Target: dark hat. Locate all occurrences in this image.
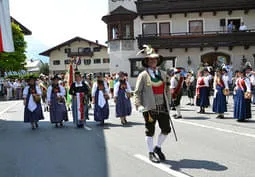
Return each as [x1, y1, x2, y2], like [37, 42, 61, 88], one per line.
[118, 71, 125, 77]
[95, 72, 103, 77]
[52, 75, 61, 80]
[75, 71, 81, 76]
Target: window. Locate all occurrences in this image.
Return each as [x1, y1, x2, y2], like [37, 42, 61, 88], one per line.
[142, 23, 157, 36]
[53, 60, 60, 65]
[159, 22, 170, 36]
[93, 47, 101, 52]
[123, 23, 131, 39]
[130, 59, 143, 77]
[64, 59, 70, 65]
[78, 47, 91, 53]
[189, 20, 203, 34]
[64, 48, 71, 53]
[84, 59, 91, 65]
[103, 58, 110, 63]
[94, 58, 101, 64]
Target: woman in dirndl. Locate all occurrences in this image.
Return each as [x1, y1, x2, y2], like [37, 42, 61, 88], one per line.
[92, 72, 110, 126]
[234, 69, 252, 122]
[114, 71, 132, 125]
[212, 68, 229, 118]
[23, 76, 44, 130]
[195, 69, 210, 113]
[47, 75, 68, 128]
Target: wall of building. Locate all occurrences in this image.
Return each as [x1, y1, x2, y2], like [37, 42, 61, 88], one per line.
[49, 40, 109, 75]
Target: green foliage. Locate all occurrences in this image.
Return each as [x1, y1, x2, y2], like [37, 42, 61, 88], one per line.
[39, 63, 49, 75]
[0, 22, 27, 72]
[5, 73, 39, 80]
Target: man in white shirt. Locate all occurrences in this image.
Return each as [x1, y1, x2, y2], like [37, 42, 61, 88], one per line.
[239, 22, 247, 31]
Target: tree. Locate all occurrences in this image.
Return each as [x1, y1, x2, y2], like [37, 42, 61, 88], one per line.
[39, 63, 49, 75]
[0, 22, 27, 73]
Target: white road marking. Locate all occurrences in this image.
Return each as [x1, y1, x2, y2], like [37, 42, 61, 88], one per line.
[0, 101, 20, 116]
[134, 154, 191, 177]
[84, 125, 92, 131]
[174, 119, 255, 139]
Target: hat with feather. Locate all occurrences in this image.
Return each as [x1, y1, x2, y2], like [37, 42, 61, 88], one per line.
[137, 45, 163, 67]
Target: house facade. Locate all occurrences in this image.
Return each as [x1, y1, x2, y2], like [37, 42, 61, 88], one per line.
[103, 0, 255, 87]
[40, 37, 110, 76]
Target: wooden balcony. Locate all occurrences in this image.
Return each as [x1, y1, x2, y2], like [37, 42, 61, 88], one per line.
[136, 0, 255, 16]
[67, 51, 93, 57]
[137, 30, 255, 50]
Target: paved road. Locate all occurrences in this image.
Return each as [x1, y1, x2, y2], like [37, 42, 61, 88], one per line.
[0, 96, 254, 177]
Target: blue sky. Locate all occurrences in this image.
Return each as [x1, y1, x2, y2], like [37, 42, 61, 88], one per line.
[9, 0, 108, 62]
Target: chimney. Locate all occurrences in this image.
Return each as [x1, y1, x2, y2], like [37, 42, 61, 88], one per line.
[95, 40, 98, 44]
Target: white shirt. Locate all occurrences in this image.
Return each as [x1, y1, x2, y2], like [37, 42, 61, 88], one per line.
[239, 25, 247, 31]
[23, 85, 42, 112]
[92, 81, 109, 108]
[148, 68, 159, 79]
[114, 80, 132, 97]
[47, 85, 66, 102]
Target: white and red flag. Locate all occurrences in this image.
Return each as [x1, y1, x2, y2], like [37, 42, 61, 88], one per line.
[0, 0, 14, 52]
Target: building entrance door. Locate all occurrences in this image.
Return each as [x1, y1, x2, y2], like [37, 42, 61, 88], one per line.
[201, 52, 230, 69]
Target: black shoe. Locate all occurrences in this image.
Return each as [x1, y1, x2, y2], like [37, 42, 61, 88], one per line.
[149, 152, 160, 163]
[154, 146, 166, 161]
[55, 123, 59, 128]
[171, 107, 176, 111]
[60, 122, 63, 127]
[35, 122, 39, 128]
[174, 115, 182, 119]
[186, 103, 191, 105]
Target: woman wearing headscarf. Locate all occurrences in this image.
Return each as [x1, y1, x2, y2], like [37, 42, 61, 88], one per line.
[23, 76, 44, 130]
[92, 72, 110, 126]
[114, 71, 132, 125]
[47, 75, 68, 128]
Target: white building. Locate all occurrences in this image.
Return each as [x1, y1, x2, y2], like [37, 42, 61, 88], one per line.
[102, 0, 255, 87]
[25, 59, 43, 73]
[40, 37, 110, 76]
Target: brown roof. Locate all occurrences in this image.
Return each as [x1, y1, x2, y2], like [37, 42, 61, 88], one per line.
[39, 36, 107, 56]
[136, 0, 255, 16]
[11, 17, 32, 35]
[102, 6, 137, 23]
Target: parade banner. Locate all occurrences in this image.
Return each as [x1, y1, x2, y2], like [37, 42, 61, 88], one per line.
[0, 0, 14, 52]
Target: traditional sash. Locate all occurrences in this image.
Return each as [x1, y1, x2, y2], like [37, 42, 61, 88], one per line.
[237, 79, 246, 91]
[76, 92, 85, 121]
[172, 77, 184, 96]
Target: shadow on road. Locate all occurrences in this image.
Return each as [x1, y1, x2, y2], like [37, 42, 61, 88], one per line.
[0, 119, 109, 177]
[182, 116, 210, 120]
[163, 159, 228, 172]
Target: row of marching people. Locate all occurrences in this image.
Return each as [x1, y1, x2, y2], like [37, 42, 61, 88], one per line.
[23, 71, 133, 130]
[194, 64, 253, 122]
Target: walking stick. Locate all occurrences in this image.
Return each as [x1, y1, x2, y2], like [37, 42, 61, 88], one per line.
[164, 92, 178, 142]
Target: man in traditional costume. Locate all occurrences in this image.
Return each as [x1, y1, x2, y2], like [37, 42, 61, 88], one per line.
[23, 76, 44, 130]
[234, 68, 252, 122]
[92, 72, 110, 126]
[185, 70, 195, 106]
[39, 75, 49, 112]
[134, 45, 171, 163]
[114, 71, 132, 125]
[47, 75, 68, 128]
[212, 68, 229, 118]
[167, 68, 186, 119]
[69, 71, 90, 128]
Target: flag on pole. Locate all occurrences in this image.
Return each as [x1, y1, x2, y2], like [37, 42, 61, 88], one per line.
[0, 0, 14, 52]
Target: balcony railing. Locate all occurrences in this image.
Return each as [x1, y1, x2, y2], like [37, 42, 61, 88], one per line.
[137, 29, 255, 49]
[67, 51, 93, 57]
